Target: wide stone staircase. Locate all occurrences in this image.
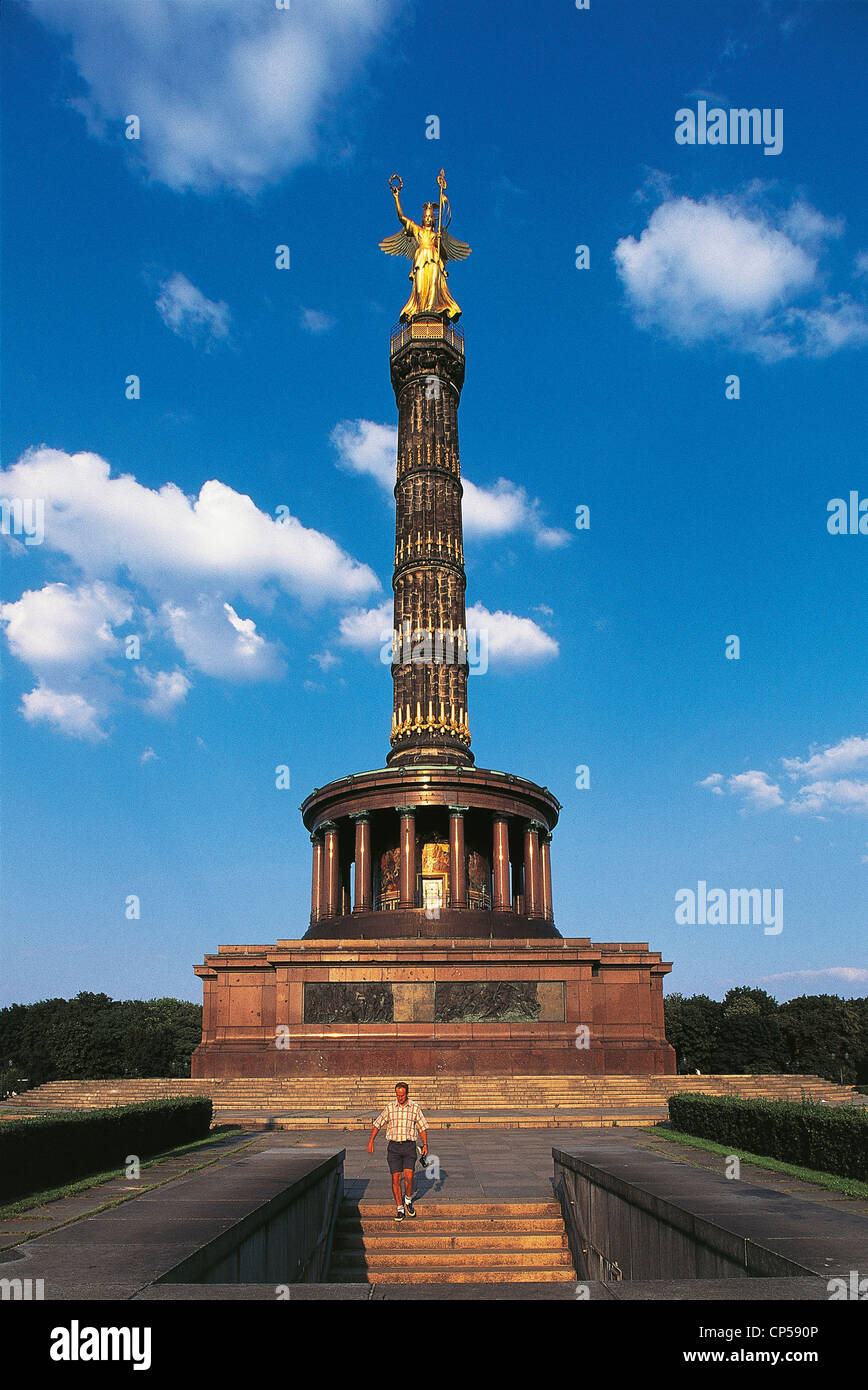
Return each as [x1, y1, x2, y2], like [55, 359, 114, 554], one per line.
[329, 1199, 575, 1284]
[6, 1074, 861, 1129]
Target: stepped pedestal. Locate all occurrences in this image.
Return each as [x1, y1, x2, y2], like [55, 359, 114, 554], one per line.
[191, 932, 674, 1078]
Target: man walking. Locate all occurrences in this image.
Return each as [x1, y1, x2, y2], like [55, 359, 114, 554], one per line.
[367, 1082, 429, 1221]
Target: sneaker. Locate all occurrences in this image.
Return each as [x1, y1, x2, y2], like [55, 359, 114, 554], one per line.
[404, 1198, 416, 1218]
[394, 1206, 405, 1221]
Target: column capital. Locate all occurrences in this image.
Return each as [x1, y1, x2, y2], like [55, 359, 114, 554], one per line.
[525, 819, 545, 834]
[348, 811, 370, 824]
[448, 804, 470, 816]
[319, 820, 337, 833]
[394, 804, 416, 817]
[310, 831, 321, 845]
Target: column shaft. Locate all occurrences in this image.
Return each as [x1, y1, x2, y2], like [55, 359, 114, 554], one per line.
[449, 808, 467, 908]
[323, 823, 339, 918]
[353, 816, 372, 913]
[541, 834, 554, 921]
[310, 835, 323, 925]
[492, 816, 510, 912]
[397, 807, 416, 909]
[524, 823, 542, 919]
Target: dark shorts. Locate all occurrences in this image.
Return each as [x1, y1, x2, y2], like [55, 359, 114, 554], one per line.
[386, 1140, 417, 1174]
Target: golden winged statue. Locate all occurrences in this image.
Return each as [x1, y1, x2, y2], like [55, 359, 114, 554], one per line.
[379, 170, 471, 321]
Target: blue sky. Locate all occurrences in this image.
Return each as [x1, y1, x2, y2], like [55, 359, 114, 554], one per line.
[1, 0, 866, 1008]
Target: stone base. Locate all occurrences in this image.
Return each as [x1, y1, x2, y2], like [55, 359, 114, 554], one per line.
[191, 1039, 675, 1078]
[305, 908, 559, 940]
[192, 934, 675, 1079]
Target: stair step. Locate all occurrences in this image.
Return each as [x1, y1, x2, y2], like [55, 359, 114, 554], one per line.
[332, 1269, 578, 1284]
[337, 1218, 566, 1235]
[328, 1197, 576, 1284]
[341, 1202, 561, 1218]
[13, 1074, 858, 1133]
[335, 1234, 568, 1252]
[332, 1250, 573, 1270]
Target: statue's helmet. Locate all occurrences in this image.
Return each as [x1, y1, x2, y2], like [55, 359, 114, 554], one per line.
[422, 202, 438, 222]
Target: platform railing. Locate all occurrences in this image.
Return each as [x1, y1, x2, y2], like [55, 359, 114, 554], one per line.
[390, 316, 464, 356]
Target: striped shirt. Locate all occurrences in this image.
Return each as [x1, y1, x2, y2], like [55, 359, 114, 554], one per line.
[372, 1099, 429, 1142]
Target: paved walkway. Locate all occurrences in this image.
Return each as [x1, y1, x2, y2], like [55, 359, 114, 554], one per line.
[256, 1126, 868, 1218]
[0, 1131, 255, 1252]
[2, 1125, 866, 1252]
[634, 1129, 868, 1219]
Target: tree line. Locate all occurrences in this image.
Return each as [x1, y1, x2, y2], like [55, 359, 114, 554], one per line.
[664, 988, 868, 1084]
[0, 993, 202, 1092]
[1, 988, 866, 1091]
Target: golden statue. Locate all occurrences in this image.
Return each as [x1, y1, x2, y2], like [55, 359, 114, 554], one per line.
[379, 170, 471, 321]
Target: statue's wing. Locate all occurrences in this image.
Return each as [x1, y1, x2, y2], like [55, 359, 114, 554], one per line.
[378, 229, 415, 259]
[440, 229, 472, 263]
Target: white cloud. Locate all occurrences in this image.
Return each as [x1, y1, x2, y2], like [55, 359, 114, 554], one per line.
[140, 747, 159, 764]
[156, 272, 230, 348]
[780, 199, 844, 249]
[462, 478, 527, 536]
[855, 251, 868, 277]
[311, 649, 340, 671]
[20, 686, 106, 741]
[301, 308, 334, 334]
[614, 193, 867, 360]
[615, 195, 814, 337]
[331, 420, 570, 548]
[331, 420, 395, 489]
[463, 479, 570, 548]
[780, 295, 868, 356]
[2, 581, 135, 741]
[760, 967, 868, 986]
[702, 732, 868, 820]
[138, 667, 191, 717]
[0, 446, 380, 739]
[0, 448, 377, 605]
[726, 770, 785, 811]
[782, 734, 868, 781]
[337, 599, 558, 668]
[465, 603, 558, 666]
[782, 735, 868, 817]
[27, 0, 397, 194]
[698, 769, 783, 810]
[536, 525, 572, 549]
[338, 600, 392, 652]
[163, 599, 283, 681]
[634, 167, 675, 205]
[789, 779, 868, 816]
[1, 582, 132, 672]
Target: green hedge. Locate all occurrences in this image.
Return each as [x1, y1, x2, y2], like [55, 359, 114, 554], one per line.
[667, 1093, 868, 1181]
[0, 1097, 212, 1202]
